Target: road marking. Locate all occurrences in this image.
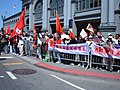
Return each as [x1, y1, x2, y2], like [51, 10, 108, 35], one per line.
[3, 62, 23, 66]
[50, 74, 86, 90]
[0, 76, 5, 78]
[0, 57, 13, 59]
[6, 71, 17, 80]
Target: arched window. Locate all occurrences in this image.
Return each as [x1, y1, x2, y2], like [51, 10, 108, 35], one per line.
[50, 0, 64, 17]
[34, 1, 43, 21]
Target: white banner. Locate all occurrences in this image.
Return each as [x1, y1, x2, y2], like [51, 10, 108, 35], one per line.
[91, 44, 120, 59]
[48, 43, 89, 55]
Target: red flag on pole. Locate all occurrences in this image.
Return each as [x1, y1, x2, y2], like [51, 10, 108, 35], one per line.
[9, 9, 25, 39]
[4, 29, 8, 35]
[56, 11, 63, 35]
[33, 24, 37, 40]
[33, 24, 37, 49]
[7, 25, 11, 34]
[69, 31, 76, 39]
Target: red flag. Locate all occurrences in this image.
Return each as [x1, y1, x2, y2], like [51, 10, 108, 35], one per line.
[33, 24, 37, 50]
[4, 29, 8, 35]
[69, 31, 76, 39]
[7, 25, 11, 34]
[56, 11, 63, 35]
[33, 24, 37, 40]
[10, 9, 25, 39]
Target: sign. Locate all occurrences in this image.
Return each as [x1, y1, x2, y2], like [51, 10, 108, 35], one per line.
[91, 44, 120, 59]
[48, 43, 89, 55]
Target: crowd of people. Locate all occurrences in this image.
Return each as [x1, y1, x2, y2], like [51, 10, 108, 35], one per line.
[0, 30, 120, 71]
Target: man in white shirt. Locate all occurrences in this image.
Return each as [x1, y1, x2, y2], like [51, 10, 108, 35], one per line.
[18, 37, 24, 56]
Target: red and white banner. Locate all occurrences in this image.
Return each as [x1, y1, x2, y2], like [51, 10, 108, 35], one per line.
[91, 44, 120, 59]
[48, 43, 89, 55]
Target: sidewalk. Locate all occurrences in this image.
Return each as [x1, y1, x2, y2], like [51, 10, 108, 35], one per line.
[14, 54, 120, 80]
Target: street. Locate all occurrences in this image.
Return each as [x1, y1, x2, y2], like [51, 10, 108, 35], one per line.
[0, 54, 120, 90]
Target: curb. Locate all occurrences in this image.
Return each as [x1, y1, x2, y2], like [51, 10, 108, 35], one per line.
[12, 54, 120, 80]
[35, 62, 120, 80]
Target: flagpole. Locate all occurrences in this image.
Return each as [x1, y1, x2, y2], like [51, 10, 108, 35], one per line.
[13, 4, 16, 15]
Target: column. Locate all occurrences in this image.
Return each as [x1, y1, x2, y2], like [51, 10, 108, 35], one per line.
[100, 0, 108, 26]
[47, 0, 52, 34]
[42, 0, 48, 32]
[67, 0, 72, 27]
[108, 0, 115, 26]
[29, 2, 33, 32]
[71, 0, 77, 36]
[63, 0, 68, 29]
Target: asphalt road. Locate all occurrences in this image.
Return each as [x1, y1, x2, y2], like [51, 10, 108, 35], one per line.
[0, 54, 120, 90]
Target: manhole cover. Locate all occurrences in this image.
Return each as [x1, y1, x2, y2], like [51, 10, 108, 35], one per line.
[12, 69, 37, 75]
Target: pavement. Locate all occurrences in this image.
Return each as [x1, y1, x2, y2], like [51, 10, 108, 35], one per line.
[2, 53, 120, 80]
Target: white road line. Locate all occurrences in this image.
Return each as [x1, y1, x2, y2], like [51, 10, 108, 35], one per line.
[50, 74, 86, 90]
[6, 71, 17, 80]
[0, 76, 5, 78]
[0, 57, 13, 59]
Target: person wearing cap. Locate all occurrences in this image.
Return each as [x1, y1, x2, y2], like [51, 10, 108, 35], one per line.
[86, 35, 95, 46]
[86, 35, 95, 69]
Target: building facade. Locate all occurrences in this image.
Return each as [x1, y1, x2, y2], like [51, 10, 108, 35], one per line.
[3, 12, 21, 32]
[4, 0, 120, 37]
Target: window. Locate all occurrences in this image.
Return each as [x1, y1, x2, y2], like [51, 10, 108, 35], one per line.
[94, 0, 98, 7]
[50, 0, 64, 17]
[98, 0, 101, 6]
[79, 1, 82, 10]
[76, 2, 79, 11]
[90, 0, 94, 8]
[86, 0, 90, 9]
[34, 1, 43, 20]
[82, 0, 85, 10]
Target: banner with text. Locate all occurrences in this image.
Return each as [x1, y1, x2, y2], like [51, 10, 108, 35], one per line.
[48, 43, 89, 55]
[91, 44, 120, 59]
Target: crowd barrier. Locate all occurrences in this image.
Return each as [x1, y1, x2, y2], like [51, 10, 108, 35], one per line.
[48, 43, 120, 71]
[26, 41, 120, 71]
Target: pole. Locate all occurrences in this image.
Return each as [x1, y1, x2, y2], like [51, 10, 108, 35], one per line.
[1, 15, 6, 34]
[13, 4, 16, 15]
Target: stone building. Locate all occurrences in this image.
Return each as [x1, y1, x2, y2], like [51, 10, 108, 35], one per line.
[3, 12, 21, 32]
[4, 0, 120, 37]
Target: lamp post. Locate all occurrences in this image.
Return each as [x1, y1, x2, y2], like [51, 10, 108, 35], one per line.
[13, 4, 16, 15]
[1, 15, 6, 34]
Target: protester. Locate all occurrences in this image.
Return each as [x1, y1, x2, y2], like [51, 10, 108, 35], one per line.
[77, 35, 86, 43]
[0, 34, 2, 55]
[53, 33, 62, 63]
[27, 34, 33, 56]
[105, 35, 114, 72]
[23, 33, 28, 55]
[41, 33, 47, 59]
[36, 34, 42, 59]
[18, 37, 24, 56]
